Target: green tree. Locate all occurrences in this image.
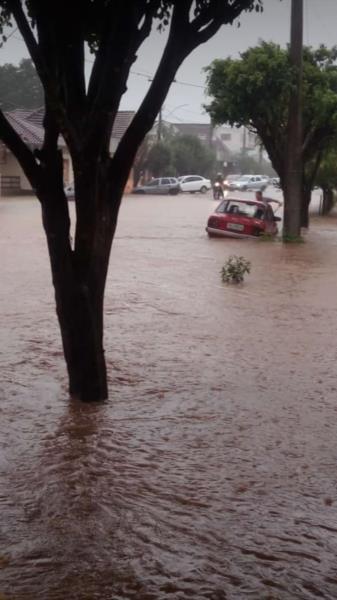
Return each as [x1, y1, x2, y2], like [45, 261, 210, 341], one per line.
[0, 0, 262, 402]
[205, 42, 337, 232]
[145, 141, 174, 177]
[0, 58, 43, 110]
[170, 134, 215, 177]
[232, 151, 276, 177]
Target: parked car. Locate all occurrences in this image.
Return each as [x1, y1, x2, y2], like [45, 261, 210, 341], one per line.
[178, 175, 211, 193]
[206, 197, 281, 239]
[227, 174, 268, 191]
[133, 177, 180, 195]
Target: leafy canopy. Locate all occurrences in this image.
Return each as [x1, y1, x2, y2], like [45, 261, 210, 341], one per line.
[205, 42, 337, 180]
[0, 58, 43, 110]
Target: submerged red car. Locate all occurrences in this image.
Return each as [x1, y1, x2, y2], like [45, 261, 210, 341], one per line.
[206, 197, 281, 238]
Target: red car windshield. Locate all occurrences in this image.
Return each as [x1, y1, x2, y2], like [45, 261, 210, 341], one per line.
[216, 200, 264, 219]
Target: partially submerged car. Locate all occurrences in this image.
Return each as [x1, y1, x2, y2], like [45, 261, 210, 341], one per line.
[133, 177, 180, 195]
[206, 197, 281, 238]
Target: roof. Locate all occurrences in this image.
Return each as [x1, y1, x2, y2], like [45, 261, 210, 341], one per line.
[111, 111, 135, 140]
[3, 108, 136, 150]
[171, 122, 213, 143]
[4, 111, 45, 147]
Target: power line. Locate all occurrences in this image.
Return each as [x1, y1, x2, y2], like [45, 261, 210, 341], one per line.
[4, 26, 18, 41]
[11, 34, 205, 90]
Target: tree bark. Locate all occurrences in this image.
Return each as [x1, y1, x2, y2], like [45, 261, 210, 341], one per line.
[300, 187, 311, 229]
[284, 0, 303, 239]
[39, 156, 117, 402]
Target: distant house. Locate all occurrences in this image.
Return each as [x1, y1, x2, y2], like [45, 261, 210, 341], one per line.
[0, 108, 135, 195]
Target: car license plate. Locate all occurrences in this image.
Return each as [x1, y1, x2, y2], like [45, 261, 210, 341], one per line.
[227, 223, 244, 231]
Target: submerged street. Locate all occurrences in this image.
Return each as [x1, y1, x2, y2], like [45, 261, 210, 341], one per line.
[1, 192, 337, 599]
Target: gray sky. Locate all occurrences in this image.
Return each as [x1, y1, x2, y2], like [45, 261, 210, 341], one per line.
[1, 0, 337, 123]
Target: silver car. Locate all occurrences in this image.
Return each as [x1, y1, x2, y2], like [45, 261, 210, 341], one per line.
[228, 174, 268, 191]
[133, 177, 180, 195]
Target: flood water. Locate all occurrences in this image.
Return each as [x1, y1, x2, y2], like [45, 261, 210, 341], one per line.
[1, 192, 337, 599]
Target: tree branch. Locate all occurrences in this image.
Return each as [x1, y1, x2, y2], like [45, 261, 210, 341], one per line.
[190, 0, 256, 45]
[10, 0, 49, 89]
[108, 2, 195, 195]
[85, 1, 163, 155]
[0, 109, 40, 188]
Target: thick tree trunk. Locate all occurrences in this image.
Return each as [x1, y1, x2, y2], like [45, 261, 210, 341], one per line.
[56, 279, 108, 402]
[283, 182, 302, 238]
[40, 162, 117, 402]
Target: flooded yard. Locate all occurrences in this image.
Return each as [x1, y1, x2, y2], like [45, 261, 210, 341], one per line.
[1, 192, 337, 599]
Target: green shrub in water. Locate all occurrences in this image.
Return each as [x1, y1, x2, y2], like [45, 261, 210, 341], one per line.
[221, 255, 251, 284]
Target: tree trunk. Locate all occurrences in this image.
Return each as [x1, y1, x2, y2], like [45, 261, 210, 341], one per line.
[55, 277, 108, 402]
[300, 187, 311, 228]
[322, 188, 334, 215]
[40, 162, 117, 402]
[283, 181, 302, 237]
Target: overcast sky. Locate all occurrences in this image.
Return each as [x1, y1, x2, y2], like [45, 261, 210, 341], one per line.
[1, 0, 336, 123]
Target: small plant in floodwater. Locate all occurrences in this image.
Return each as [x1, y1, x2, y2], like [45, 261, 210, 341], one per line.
[221, 255, 251, 284]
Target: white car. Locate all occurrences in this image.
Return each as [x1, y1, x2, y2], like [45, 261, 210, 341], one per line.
[228, 174, 268, 192]
[178, 175, 211, 193]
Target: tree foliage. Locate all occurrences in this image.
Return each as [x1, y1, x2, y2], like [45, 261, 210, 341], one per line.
[315, 145, 337, 190]
[232, 151, 276, 177]
[171, 134, 215, 176]
[145, 141, 173, 176]
[0, 58, 43, 110]
[140, 134, 215, 177]
[205, 42, 337, 190]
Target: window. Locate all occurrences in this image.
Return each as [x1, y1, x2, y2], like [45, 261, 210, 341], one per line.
[147, 179, 159, 186]
[161, 178, 170, 185]
[225, 201, 257, 217]
[215, 200, 228, 214]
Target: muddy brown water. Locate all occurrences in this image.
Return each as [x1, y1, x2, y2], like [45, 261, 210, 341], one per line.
[1, 193, 337, 600]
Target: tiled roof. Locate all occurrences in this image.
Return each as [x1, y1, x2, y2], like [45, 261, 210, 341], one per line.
[25, 107, 45, 127]
[111, 111, 135, 140]
[5, 111, 44, 147]
[171, 122, 212, 138]
[4, 108, 135, 149]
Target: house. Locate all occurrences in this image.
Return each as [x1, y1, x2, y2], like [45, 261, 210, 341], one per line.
[0, 108, 135, 195]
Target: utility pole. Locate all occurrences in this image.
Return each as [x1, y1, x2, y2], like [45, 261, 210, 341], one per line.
[283, 0, 303, 239]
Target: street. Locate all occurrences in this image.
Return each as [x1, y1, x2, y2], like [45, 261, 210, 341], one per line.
[1, 191, 337, 599]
